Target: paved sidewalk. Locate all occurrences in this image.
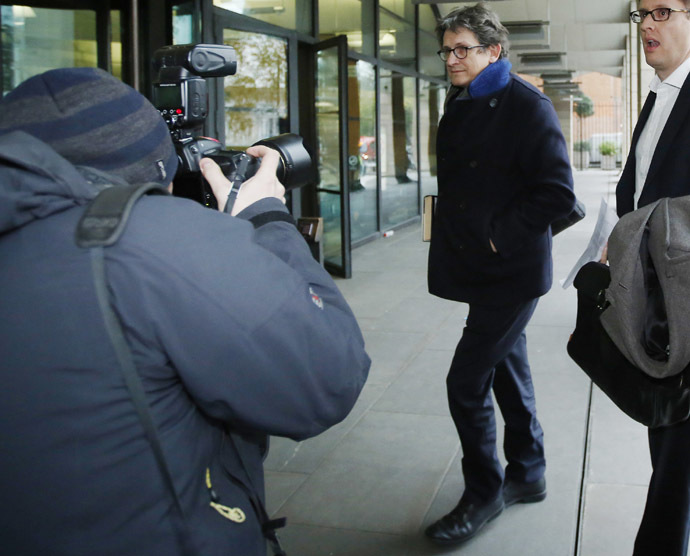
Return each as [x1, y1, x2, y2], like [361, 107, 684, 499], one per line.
[265, 169, 661, 556]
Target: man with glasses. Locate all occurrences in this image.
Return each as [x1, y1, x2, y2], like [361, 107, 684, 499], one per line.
[616, 1, 690, 554]
[424, 3, 575, 547]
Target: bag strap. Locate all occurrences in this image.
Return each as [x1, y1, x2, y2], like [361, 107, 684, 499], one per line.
[90, 245, 197, 555]
[80, 183, 196, 554]
[79, 184, 287, 556]
[224, 433, 288, 556]
[76, 183, 168, 248]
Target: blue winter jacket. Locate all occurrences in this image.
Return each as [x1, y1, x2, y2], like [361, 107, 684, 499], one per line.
[0, 131, 370, 555]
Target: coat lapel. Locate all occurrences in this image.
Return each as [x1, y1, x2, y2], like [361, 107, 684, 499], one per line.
[645, 73, 690, 187]
[632, 92, 656, 151]
[617, 93, 656, 215]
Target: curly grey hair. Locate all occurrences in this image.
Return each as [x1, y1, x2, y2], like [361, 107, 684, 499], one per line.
[436, 2, 510, 59]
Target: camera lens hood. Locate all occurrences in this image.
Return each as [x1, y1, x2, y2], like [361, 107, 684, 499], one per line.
[253, 133, 314, 191]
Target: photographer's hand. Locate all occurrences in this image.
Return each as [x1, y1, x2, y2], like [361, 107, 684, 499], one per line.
[200, 146, 286, 216]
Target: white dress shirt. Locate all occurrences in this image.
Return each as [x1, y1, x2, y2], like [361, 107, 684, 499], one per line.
[635, 56, 690, 208]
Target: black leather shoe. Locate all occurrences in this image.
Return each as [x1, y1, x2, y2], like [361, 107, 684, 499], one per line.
[424, 495, 504, 546]
[503, 477, 547, 508]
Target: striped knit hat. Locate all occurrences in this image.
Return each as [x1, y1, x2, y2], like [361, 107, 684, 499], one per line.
[0, 67, 177, 187]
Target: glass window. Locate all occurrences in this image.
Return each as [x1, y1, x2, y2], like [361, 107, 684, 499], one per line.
[315, 45, 343, 266]
[419, 5, 444, 78]
[110, 10, 122, 80]
[214, 0, 312, 35]
[318, 0, 374, 57]
[419, 81, 444, 198]
[2, 5, 97, 92]
[172, 2, 200, 45]
[380, 69, 418, 228]
[379, 0, 415, 70]
[349, 59, 377, 243]
[221, 28, 288, 149]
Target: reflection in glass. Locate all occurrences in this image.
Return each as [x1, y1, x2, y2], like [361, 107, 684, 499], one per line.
[379, 1, 415, 70]
[380, 70, 418, 228]
[419, 81, 444, 198]
[315, 48, 340, 193]
[172, 2, 199, 45]
[110, 11, 122, 80]
[319, 190, 343, 264]
[2, 6, 97, 92]
[419, 5, 445, 79]
[221, 29, 288, 148]
[213, 0, 311, 34]
[315, 46, 343, 267]
[348, 60, 378, 243]
[318, 0, 373, 56]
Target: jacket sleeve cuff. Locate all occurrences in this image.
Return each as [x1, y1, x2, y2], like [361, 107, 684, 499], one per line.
[234, 197, 291, 222]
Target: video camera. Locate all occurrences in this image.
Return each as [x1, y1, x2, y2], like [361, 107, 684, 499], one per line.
[152, 43, 313, 209]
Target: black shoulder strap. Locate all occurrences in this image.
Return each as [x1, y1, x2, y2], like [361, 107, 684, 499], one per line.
[90, 245, 197, 555]
[78, 183, 196, 554]
[78, 184, 287, 556]
[75, 183, 168, 248]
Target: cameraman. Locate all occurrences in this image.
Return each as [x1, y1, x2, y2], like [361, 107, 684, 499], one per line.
[0, 67, 370, 556]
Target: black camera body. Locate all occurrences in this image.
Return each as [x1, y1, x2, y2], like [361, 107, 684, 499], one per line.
[152, 44, 313, 208]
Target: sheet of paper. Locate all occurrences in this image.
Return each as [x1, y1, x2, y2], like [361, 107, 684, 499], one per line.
[560, 198, 619, 289]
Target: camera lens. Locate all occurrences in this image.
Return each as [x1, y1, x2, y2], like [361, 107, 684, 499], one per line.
[253, 134, 315, 191]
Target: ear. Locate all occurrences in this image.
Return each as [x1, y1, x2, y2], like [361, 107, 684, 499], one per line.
[487, 43, 502, 63]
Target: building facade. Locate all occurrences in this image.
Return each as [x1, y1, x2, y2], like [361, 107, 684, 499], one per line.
[1, 0, 448, 277]
[1, 1, 656, 277]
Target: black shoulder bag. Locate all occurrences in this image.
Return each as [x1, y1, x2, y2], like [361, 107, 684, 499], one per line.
[567, 261, 690, 428]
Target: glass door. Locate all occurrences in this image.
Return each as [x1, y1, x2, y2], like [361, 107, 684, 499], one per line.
[217, 27, 289, 149]
[313, 35, 351, 278]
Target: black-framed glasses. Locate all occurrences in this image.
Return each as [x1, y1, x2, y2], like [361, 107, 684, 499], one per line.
[437, 44, 486, 61]
[630, 7, 690, 23]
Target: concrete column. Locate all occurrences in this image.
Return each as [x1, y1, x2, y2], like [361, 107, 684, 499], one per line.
[625, 0, 655, 155]
[543, 85, 574, 166]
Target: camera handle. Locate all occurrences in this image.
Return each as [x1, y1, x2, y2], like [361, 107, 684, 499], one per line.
[223, 153, 252, 214]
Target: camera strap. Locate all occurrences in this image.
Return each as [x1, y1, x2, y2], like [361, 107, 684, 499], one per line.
[223, 153, 252, 215]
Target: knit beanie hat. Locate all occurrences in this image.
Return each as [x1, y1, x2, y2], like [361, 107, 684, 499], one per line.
[0, 67, 177, 187]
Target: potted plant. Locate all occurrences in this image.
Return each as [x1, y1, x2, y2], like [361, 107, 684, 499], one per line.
[574, 140, 591, 170]
[599, 141, 618, 170]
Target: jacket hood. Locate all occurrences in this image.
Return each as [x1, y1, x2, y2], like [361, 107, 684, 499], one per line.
[0, 131, 106, 235]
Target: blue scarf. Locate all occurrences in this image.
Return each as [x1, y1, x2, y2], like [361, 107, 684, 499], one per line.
[466, 58, 512, 99]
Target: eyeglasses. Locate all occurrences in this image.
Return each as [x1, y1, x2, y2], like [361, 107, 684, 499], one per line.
[437, 44, 486, 62]
[630, 7, 690, 23]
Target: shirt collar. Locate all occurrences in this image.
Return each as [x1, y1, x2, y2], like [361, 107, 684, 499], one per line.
[650, 55, 690, 93]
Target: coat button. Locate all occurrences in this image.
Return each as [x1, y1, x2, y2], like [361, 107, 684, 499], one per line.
[469, 160, 478, 168]
[489, 98, 498, 108]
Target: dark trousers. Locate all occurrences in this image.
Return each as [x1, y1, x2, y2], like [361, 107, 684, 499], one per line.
[633, 418, 690, 556]
[447, 298, 545, 503]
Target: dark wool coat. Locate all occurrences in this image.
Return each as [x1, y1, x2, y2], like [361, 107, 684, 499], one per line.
[0, 132, 370, 556]
[428, 59, 575, 306]
[616, 72, 690, 216]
